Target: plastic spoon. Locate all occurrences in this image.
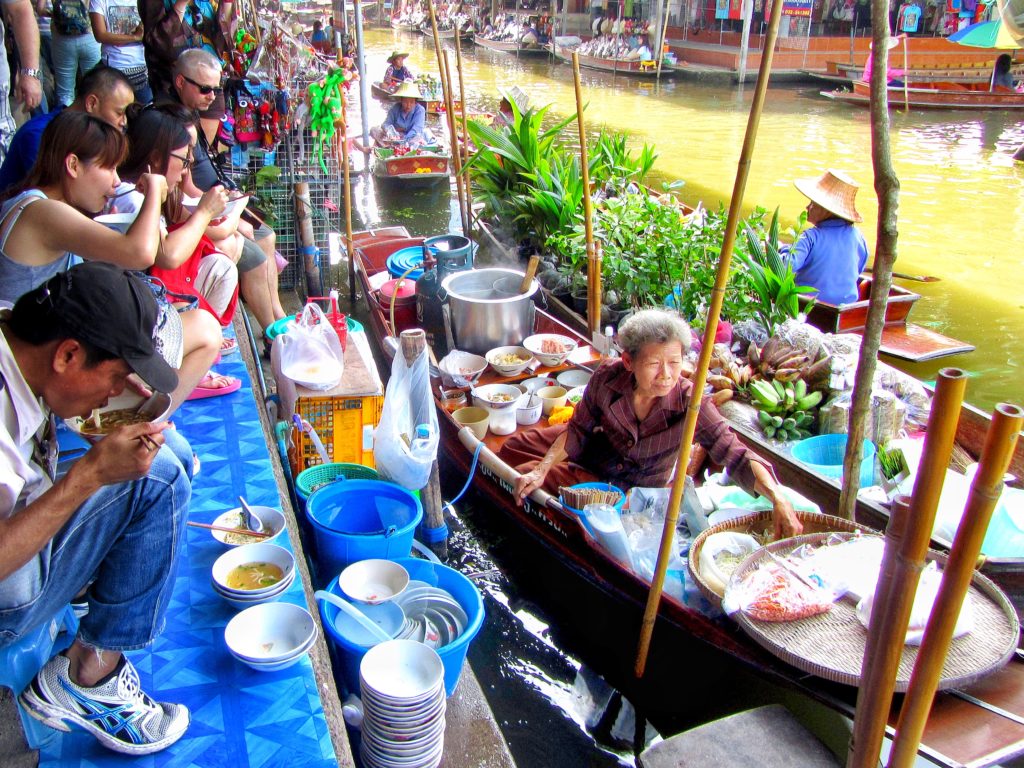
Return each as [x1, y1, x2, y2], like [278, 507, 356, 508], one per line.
[314, 590, 392, 643]
[238, 496, 263, 533]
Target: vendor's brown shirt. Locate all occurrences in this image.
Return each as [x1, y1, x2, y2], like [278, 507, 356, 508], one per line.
[564, 359, 769, 492]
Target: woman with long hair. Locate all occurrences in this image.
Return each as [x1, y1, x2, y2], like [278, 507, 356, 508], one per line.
[0, 110, 222, 412]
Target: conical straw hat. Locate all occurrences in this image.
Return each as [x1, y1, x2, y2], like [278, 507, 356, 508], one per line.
[391, 81, 423, 100]
[794, 169, 863, 223]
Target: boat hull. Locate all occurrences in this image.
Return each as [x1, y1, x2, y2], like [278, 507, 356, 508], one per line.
[823, 80, 1024, 110]
[552, 43, 666, 77]
[474, 36, 549, 55]
[371, 150, 451, 186]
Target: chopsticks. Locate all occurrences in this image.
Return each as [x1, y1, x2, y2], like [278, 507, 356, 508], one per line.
[186, 521, 270, 538]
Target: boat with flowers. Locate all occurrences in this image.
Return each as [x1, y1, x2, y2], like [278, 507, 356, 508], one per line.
[345, 225, 1024, 766]
[370, 145, 451, 186]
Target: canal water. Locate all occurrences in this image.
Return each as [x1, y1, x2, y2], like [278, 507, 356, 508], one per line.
[353, 26, 1023, 414]
[336, 28, 1023, 765]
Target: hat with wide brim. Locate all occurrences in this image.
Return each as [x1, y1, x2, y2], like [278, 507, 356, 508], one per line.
[387, 50, 411, 64]
[794, 169, 863, 223]
[391, 81, 422, 100]
[498, 86, 529, 112]
[868, 36, 902, 50]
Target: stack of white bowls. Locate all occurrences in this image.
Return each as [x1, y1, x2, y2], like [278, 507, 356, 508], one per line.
[224, 602, 317, 672]
[211, 542, 296, 610]
[359, 640, 446, 768]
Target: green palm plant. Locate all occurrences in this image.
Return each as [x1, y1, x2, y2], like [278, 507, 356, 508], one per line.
[737, 208, 817, 335]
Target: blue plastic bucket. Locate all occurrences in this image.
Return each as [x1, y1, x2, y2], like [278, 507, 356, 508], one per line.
[305, 480, 423, 582]
[424, 234, 474, 282]
[560, 482, 626, 534]
[320, 557, 484, 697]
[791, 434, 876, 488]
[385, 246, 428, 281]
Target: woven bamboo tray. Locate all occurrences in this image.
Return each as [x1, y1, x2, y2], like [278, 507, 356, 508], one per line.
[728, 532, 1020, 691]
[687, 510, 874, 609]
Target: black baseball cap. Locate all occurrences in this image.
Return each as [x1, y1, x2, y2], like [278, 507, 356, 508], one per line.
[22, 263, 179, 394]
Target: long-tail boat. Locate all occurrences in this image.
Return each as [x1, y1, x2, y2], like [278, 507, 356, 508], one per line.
[346, 225, 1024, 767]
[822, 80, 1024, 110]
[552, 42, 666, 77]
[474, 35, 550, 56]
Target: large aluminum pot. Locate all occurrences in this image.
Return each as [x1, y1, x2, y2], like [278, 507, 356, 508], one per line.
[442, 268, 539, 354]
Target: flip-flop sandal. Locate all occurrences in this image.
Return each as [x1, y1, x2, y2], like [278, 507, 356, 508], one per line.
[186, 373, 242, 401]
[221, 337, 239, 355]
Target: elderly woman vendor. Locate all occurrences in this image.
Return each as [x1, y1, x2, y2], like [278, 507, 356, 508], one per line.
[501, 309, 803, 539]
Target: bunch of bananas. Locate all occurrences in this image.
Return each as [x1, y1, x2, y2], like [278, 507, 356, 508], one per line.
[747, 338, 831, 389]
[749, 378, 823, 441]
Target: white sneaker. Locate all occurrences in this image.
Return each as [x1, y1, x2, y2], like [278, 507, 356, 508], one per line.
[20, 654, 189, 755]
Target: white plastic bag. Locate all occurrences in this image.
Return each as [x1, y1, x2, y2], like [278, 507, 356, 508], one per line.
[279, 303, 344, 390]
[373, 344, 439, 490]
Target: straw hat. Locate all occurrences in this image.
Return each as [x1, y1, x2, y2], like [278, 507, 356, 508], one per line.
[387, 50, 410, 64]
[794, 169, 863, 223]
[499, 86, 529, 112]
[868, 36, 902, 50]
[392, 81, 422, 100]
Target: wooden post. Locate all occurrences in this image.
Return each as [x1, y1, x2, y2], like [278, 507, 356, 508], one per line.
[571, 52, 599, 338]
[634, 0, 786, 678]
[400, 329, 447, 561]
[844, 370, 967, 768]
[656, 0, 671, 80]
[294, 181, 322, 297]
[453, 30, 474, 237]
[340, 68, 356, 305]
[886, 402, 1024, 768]
[442, 49, 470, 235]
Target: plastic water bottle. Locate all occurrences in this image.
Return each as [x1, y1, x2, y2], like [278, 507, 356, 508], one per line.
[410, 424, 432, 454]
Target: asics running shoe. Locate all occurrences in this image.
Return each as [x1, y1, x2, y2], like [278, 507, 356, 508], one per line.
[19, 654, 189, 755]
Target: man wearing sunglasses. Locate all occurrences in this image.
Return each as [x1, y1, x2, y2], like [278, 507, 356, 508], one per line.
[165, 49, 286, 346]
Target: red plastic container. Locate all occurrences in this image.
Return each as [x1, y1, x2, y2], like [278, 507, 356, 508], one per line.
[305, 296, 348, 352]
[378, 277, 417, 332]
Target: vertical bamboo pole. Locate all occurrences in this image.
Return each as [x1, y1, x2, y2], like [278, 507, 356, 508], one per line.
[294, 181, 322, 297]
[571, 52, 600, 337]
[427, 0, 468, 232]
[902, 36, 910, 112]
[886, 402, 1024, 768]
[656, 0, 671, 79]
[844, 370, 967, 768]
[442, 50, 469, 234]
[339, 62, 356, 304]
[634, 0, 786, 678]
[453, 30, 474, 237]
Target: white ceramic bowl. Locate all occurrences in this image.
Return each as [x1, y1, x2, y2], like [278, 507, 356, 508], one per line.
[211, 542, 295, 597]
[519, 375, 560, 393]
[452, 406, 489, 440]
[209, 506, 286, 546]
[523, 333, 577, 367]
[217, 571, 296, 609]
[485, 345, 534, 377]
[536, 385, 568, 416]
[556, 369, 592, 389]
[565, 385, 587, 407]
[94, 213, 136, 234]
[224, 602, 316, 666]
[471, 383, 524, 410]
[65, 391, 172, 444]
[516, 395, 543, 425]
[339, 559, 410, 605]
[360, 639, 445, 701]
[438, 350, 487, 388]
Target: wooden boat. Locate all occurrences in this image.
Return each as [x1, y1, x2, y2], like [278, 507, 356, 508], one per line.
[390, 18, 422, 32]
[349, 226, 1024, 766]
[370, 81, 445, 115]
[822, 80, 1024, 110]
[417, 23, 473, 41]
[800, 279, 975, 363]
[802, 60, 1024, 86]
[552, 42, 666, 77]
[370, 146, 451, 186]
[474, 35, 550, 56]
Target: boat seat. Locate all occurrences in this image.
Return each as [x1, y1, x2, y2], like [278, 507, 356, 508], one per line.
[638, 705, 841, 768]
[0, 603, 79, 749]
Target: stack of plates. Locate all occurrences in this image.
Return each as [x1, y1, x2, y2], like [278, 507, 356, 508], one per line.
[360, 640, 446, 768]
[393, 582, 469, 650]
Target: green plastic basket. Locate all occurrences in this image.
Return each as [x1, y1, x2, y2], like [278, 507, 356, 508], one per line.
[295, 462, 379, 501]
[265, 315, 364, 341]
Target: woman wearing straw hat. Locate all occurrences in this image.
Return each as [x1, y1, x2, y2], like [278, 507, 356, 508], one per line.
[383, 50, 413, 90]
[788, 169, 869, 306]
[363, 80, 430, 152]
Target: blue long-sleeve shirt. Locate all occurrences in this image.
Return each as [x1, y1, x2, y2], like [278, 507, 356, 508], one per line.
[383, 102, 427, 145]
[787, 218, 869, 305]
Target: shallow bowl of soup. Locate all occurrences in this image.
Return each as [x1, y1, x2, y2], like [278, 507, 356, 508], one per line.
[209, 506, 286, 546]
[224, 602, 317, 667]
[212, 542, 296, 598]
[65, 391, 172, 444]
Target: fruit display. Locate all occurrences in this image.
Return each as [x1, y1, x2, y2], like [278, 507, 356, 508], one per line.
[749, 378, 823, 442]
[747, 337, 832, 391]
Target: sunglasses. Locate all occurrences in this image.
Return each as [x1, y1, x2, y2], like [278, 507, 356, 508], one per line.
[181, 74, 222, 95]
[170, 151, 193, 169]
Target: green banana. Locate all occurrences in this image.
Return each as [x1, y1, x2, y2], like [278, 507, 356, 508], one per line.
[795, 412, 814, 427]
[771, 379, 786, 400]
[784, 386, 796, 411]
[782, 417, 796, 430]
[750, 381, 780, 408]
[764, 425, 776, 439]
[772, 415, 783, 428]
[796, 391, 824, 410]
[794, 379, 807, 400]
[758, 410, 773, 428]
[776, 428, 790, 442]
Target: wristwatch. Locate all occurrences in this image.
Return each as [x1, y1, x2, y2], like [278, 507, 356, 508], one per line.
[19, 68, 41, 79]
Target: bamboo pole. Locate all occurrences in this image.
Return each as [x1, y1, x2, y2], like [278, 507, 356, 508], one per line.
[844, 370, 967, 768]
[294, 181, 322, 297]
[442, 49, 469, 234]
[902, 35, 910, 112]
[836, 3, 902, 521]
[571, 52, 600, 337]
[656, 0, 671, 80]
[886, 402, 1024, 768]
[633, 0, 785, 678]
[339, 64, 356, 305]
[453, 30, 474, 238]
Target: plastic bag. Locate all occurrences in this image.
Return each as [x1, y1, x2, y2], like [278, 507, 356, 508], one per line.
[723, 561, 835, 622]
[373, 344, 439, 490]
[279, 303, 344, 390]
[856, 561, 973, 645]
[698, 531, 761, 596]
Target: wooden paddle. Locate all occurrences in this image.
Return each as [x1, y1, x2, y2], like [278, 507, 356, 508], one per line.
[865, 267, 940, 282]
[520, 255, 540, 294]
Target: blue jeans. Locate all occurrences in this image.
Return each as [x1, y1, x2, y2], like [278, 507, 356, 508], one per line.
[50, 31, 101, 107]
[0, 429, 193, 652]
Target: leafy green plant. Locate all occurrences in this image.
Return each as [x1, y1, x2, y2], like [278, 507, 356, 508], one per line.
[240, 164, 282, 227]
[588, 130, 657, 191]
[737, 207, 817, 335]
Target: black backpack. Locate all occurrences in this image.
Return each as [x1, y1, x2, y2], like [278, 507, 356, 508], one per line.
[53, 0, 92, 35]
